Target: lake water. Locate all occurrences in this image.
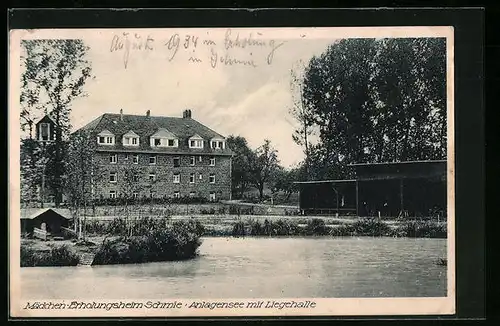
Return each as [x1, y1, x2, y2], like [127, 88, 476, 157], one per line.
[20, 237, 447, 299]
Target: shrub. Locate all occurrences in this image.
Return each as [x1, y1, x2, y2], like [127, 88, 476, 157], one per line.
[21, 243, 80, 267]
[85, 220, 106, 235]
[272, 219, 300, 236]
[398, 220, 447, 238]
[20, 244, 39, 267]
[47, 245, 81, 266]
[106, 217, 128, 236]
[232, 221, 246, 237]
[329, 224, 355, 236]
[92, 220, 203, 265]
[304, 218, 328, 236]
[351, 218, 392, 236]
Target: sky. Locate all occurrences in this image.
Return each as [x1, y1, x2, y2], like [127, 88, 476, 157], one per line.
[52, 28, 336, 168]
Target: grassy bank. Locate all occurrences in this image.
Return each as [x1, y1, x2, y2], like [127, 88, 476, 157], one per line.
[83, 216, 446, 239]
[21, 242, 80, 267]
[226, 218, 446, 238]
[21, 220, 204, 267]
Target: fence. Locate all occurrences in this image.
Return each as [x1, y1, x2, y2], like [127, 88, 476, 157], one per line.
[33, 227, 47, 240]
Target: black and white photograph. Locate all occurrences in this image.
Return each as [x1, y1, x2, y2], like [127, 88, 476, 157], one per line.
[9, 26, 455, 317]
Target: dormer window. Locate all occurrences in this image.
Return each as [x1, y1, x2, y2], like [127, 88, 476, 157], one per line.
[97, 130, 115, 145]
[210, 137, 226, 150]
[189, 134, 204, 149]
[150, 128, 178, 148]
[122, 130, 139, 147]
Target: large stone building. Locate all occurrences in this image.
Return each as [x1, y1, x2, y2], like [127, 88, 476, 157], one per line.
[76, 109, 233, 201]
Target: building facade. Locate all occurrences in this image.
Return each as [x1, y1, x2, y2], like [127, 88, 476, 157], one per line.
[77, 109, 233, 201]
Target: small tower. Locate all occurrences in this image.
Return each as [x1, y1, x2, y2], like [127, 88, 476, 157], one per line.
[35, 114, 57, 143]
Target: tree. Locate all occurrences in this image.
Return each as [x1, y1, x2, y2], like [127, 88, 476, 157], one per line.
[227, 135, 255, 199]
[250, 139, 280, 201]
[371, 38, 447, 162]
[299, 38, 447, 180]
[65, 130, 101, 239]
[270, 166, 300, 202]
[21, 39, 93, 207]
[289, 60, 315, 180]
[20, 139, 44, 206]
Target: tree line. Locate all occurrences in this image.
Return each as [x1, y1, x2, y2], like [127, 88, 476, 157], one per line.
[290, 38, 447, 180]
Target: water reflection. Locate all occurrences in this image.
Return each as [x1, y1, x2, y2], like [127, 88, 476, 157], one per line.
[21, 237, 446, 299]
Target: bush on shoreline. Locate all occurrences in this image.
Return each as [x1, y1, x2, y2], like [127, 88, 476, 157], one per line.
[21, 243, 80, 267]
[92, 219, 203, 265]
[396, 220, 447, 238]
[228, 217, 446, 238]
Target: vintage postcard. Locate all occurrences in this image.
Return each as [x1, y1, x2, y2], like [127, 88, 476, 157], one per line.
[9, 26, 455, 317]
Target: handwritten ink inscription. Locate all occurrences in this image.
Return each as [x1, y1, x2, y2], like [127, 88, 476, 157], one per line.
[109, 33, 154, 69]
[110, 29, 285, 69]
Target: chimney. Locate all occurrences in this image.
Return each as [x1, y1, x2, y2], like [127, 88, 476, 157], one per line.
[146, 110, 150, 117]
[183, 109, 192, 119]
[120, 109, 123, 121]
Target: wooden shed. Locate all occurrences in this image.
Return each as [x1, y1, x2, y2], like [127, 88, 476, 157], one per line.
[21, 208, 72, 236]
[296, 160, 447, 218]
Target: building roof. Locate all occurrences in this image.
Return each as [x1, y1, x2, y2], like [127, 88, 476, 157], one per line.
[348, 160, 447, 167]
[76, 112, 233, 156]
[35, 113, 57, 126]
[294, 179, 356, 184]
[21, 208, 72, 220]
[351, 160, 447, 181]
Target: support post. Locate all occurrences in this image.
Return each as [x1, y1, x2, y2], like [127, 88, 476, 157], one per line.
[355, 181, 359, 217]
[400, 178, 404, 216]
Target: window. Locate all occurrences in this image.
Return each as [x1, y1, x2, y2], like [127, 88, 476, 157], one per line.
[98, 132, 115, 145]
[150, 191, 156, 198]
[149, 173, 156, 182]
[133, 173, 139, 182]
[199, 173, 203, 180]
[198, 156, 202, 162]
[39, 123, 50, 141]
[109, 190, 116, 199]
[110, 172, 117, 183]
[123, 136, 139, 146]
[190, 156, 195, 166]
[211, 140, 225, 149]
[151, 137, 178, 148]
[149, 155, 157, 165]
[189, 173, 195, 184]
[173, 191, 180, 198]
[189, 191, 196, 198]
[110, 154, 117, 164]
[173, 157, 180, 167]
[210, 157, 216, 166]
[209, 192, 216, 201]
[133, 192, 139, 199]
[133, 155, 139, 164]
[209, 174, 216, 184]
[173, 173, 180, 184]
[189, 139, 204, 148]
[98, 136, 115, 145]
